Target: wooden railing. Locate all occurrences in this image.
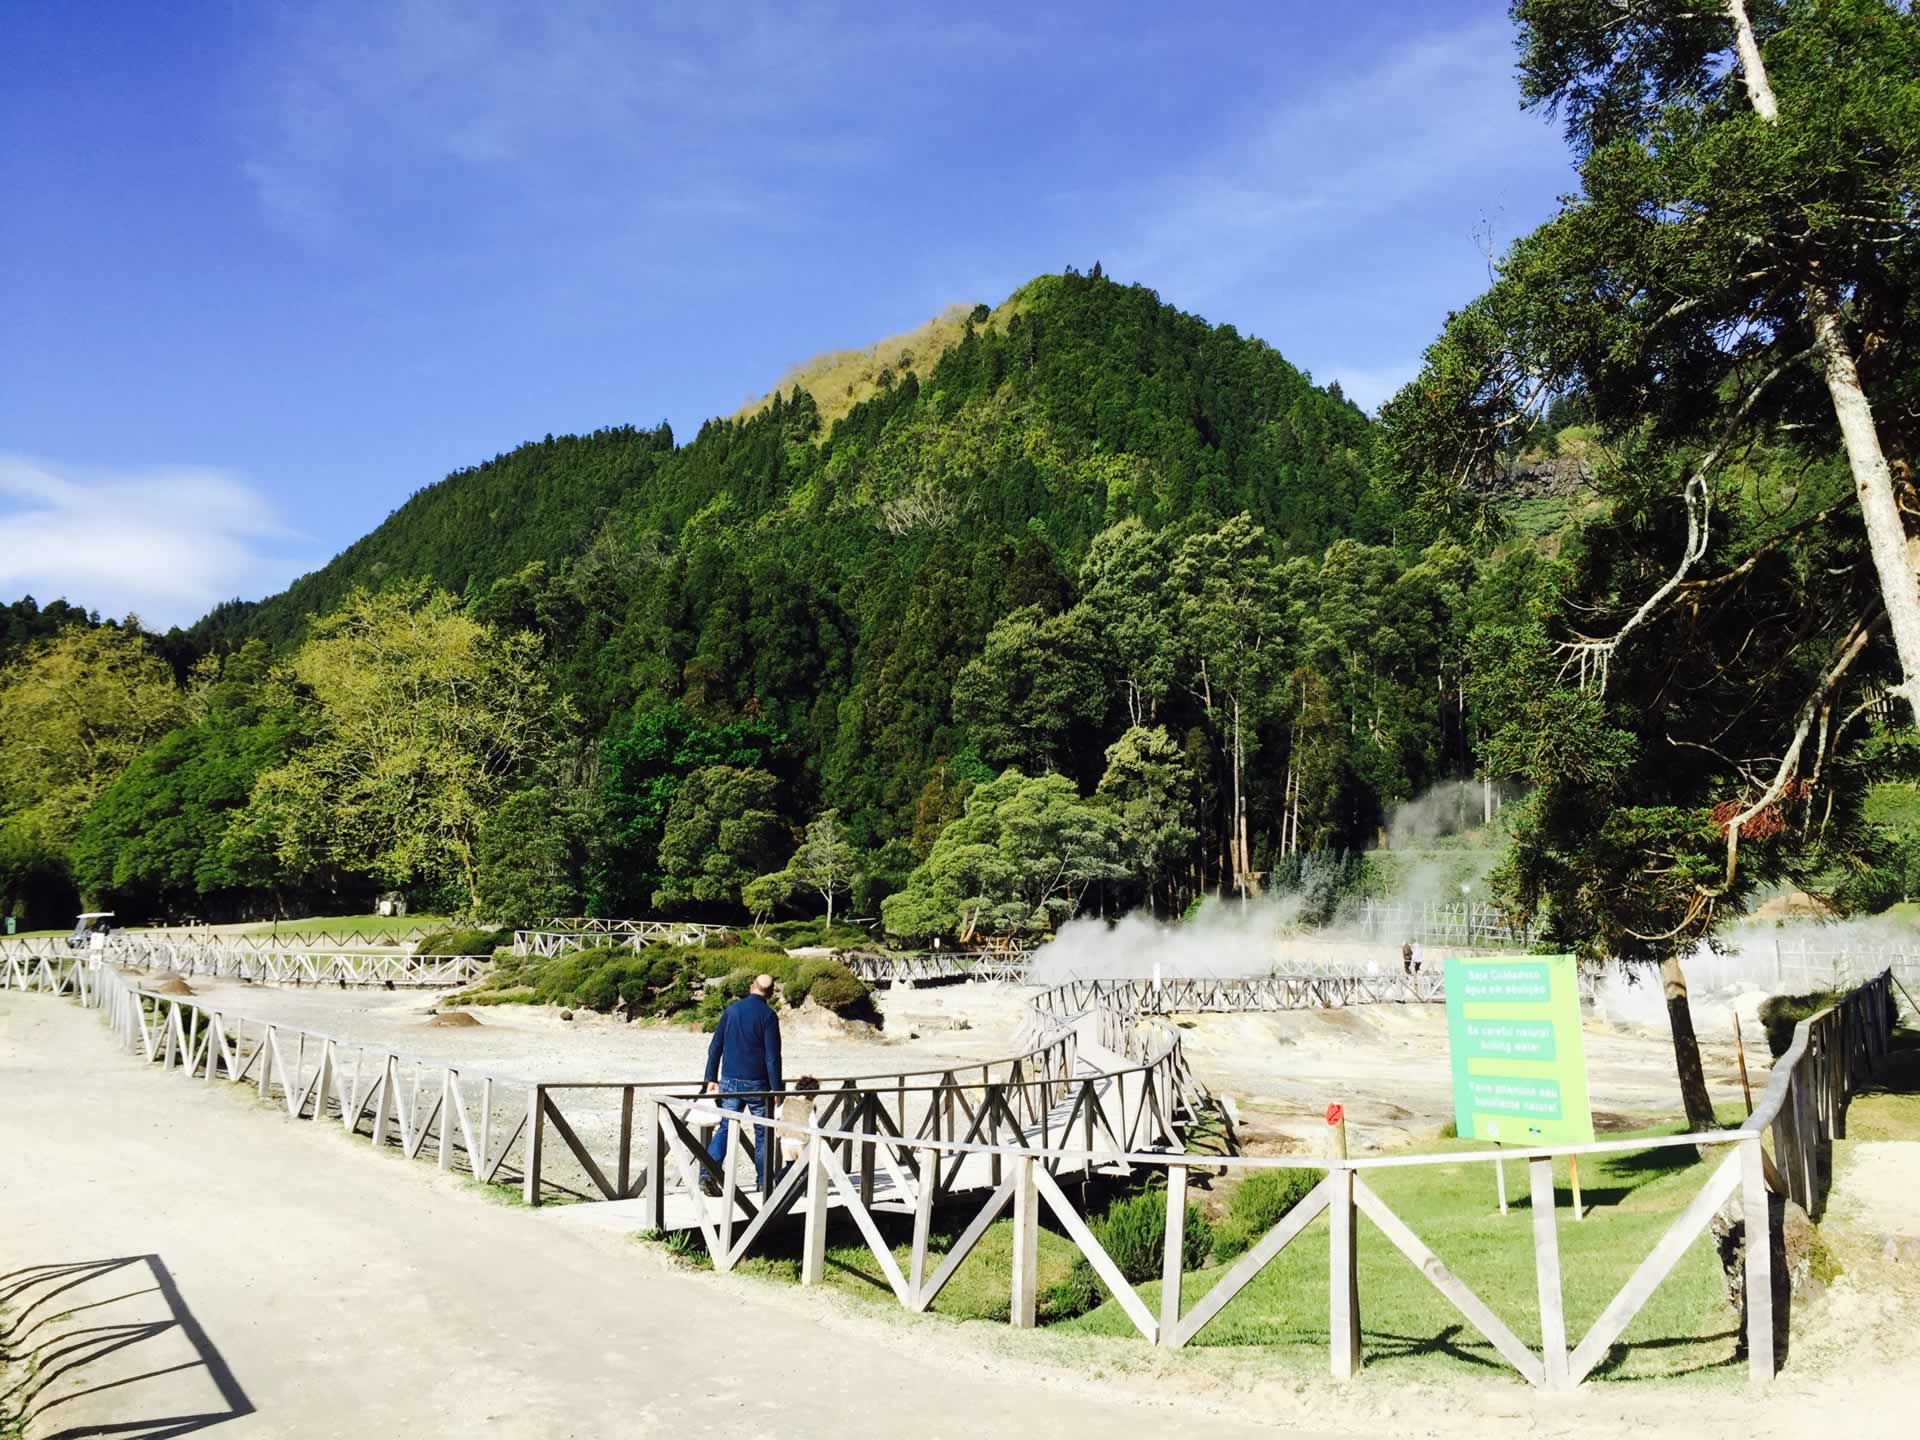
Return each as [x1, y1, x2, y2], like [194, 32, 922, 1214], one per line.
[102, 937, 491, 988]
[512, 921, 729, 957]
[135, 926, 432, 952]
[651, 970, 1894, 1389]
[842, 951, 1032, 984]
[1, 950, 86, 993]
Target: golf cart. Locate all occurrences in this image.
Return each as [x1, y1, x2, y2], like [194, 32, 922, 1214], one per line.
[67, 911, 116, 952]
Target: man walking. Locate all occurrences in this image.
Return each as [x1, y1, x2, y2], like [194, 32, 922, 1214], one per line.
[703, 973, 783, 1184]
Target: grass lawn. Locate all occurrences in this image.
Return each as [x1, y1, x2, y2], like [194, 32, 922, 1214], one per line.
[1061, 1133, 1739, 1384]
[4, 914, 453, 943]
[1838, 1023, 1920, 1145]
[652, 1108, 1749, 1387]
[227, 913, 452, 941]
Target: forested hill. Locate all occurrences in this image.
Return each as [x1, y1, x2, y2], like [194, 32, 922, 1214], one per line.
[11, 268, 1444, 928]
[237, 422, 679, 649]
[213, 271, 1381, 654]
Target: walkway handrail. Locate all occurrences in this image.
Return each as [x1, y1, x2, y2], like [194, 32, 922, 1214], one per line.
[99, 937, 492, 988]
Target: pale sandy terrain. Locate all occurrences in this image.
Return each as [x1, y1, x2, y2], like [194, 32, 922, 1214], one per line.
[1180, 1005, 1758, 1153]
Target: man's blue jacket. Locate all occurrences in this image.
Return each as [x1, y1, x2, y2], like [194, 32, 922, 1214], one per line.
[703, 992, 783, 1091]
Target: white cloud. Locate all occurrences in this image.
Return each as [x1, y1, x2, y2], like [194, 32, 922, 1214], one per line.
[0, 457, 315, 630]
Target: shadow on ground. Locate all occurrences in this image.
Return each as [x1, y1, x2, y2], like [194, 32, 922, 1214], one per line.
[0, 1256, 253, 1439]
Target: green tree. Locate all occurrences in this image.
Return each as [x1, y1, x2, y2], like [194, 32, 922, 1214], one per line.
[882, 770, 1122, 943]
[0, 624, 187, 924]
[1388, 0, 1920, 722]
[592, 706, 783, 916]
[1076, 520, 1176, 727]
[473, 785, 584, 926]
[784, 807, 858, 927]
[71, 641, 299, 915]
[245, 588, 554, 908]
[1095, 726, 1196, 916]
[652, 765, 783, 911]
[1172, 515, 1284, 896]
[951, 605, 1107, 776]
[1380, 0, 1919, 1132]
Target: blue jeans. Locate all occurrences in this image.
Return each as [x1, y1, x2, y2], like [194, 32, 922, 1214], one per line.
[707, 1078, 769, 1183]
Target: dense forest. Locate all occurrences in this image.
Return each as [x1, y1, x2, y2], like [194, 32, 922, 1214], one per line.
[4, 271, 1426, 929]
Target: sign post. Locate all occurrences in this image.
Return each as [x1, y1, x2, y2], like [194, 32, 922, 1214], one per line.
[1443, 955, 1594, 1212]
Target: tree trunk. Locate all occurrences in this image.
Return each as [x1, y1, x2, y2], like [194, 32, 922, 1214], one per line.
[1231, 696, 1245, 900]
[1727, 0, 1920, 726]
[1805, 276, 1920, 727]
[1660, 955, 1719, 1132]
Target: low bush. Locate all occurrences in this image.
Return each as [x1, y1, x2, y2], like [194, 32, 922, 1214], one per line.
[415, 926, 512, 956]
[1211, 1167, 1322, 1261]
[1758, 989, 1847, 1058]
[442, 941, 874, 1022]
[1043, 1186, 1213, 1320]
[763, 919, 871, 949]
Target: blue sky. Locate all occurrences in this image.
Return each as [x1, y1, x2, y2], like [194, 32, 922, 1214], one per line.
[0, 1, 1575, 629]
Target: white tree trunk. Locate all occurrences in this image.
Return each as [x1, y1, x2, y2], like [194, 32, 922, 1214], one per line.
[1231, 696, 1245, 901]
[1805, 279, 1920, 726]
[1727, 0, 1920, 726]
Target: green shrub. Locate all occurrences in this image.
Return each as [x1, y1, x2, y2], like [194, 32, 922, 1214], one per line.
[1040, 1262, 1099, 1322]
[433, 938, 873, 1022]
[1758, 989, 1847, 1058]
[1047, 1186, 1214, 1321]
[415, 926, 512, 956]
[801, 963, 867, 1013]
[1100, 1188, 1212, 1282]
[1212, 1167, 1322, 1261]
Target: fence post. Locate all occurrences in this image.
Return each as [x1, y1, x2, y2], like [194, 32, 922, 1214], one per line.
[801, 1132, 828, 1286]
[1010, 1151, 1039, 1328]
[1160, 1164, 1188, 1345]
[645, 1100, 668, 1232]
[1530, 1158, 1569, 1389]
[523, 1083, 545, 1207]
[1742, 1134, 1775, 1382]
[910, 1144, 936, 1301]
[617, 1086, 635, 1199]
[1328, 1165, 1360, 1378]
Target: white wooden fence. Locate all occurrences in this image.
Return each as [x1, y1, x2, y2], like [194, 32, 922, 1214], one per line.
[1682, 937, 1920, 1004]
[512, 921, 730, 957]
[657, 972, 1894, 1389]
[1345, 898, 1533, 947]
[103, 937, 490, 987]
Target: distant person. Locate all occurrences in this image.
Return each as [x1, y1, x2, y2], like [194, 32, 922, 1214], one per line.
[778, 1075, 822, 1172]
[1401, 941, 1414, 976]
[703, 973, 783, 1183]
[1410, 940, 1424, 976]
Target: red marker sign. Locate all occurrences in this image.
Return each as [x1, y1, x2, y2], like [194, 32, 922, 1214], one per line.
[1325, 1103, 1344, 1126]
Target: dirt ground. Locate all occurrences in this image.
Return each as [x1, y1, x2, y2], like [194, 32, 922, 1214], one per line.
[1174, 1003, 1756, 1152]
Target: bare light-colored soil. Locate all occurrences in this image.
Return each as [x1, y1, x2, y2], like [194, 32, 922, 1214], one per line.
[0, 995, 1303, 1440]
[1177, 1005, 1757, 1153]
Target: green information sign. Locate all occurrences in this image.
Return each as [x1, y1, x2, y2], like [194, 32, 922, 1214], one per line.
[1444, 955, 1593, 1146]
